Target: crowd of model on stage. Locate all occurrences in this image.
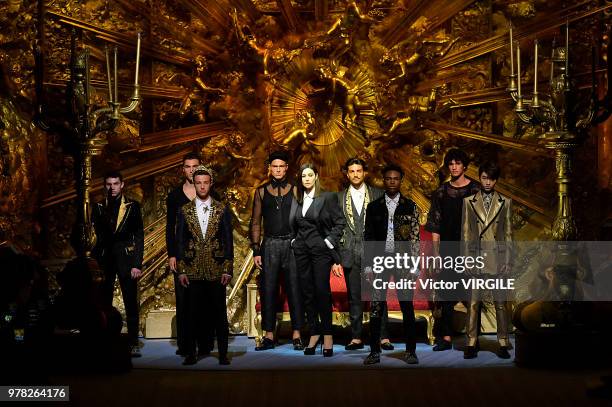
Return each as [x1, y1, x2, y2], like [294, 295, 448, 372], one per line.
[92, 148, 513, 366]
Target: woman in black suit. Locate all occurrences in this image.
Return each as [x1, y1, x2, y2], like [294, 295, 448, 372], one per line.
[292, 163, 345, 357]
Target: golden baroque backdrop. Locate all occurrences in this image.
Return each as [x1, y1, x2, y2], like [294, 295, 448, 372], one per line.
[0, 0, 610, 334]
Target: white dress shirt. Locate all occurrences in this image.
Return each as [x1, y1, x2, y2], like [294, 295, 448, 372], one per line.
[302, 190, 315, 216]
[300, 190, 334, 250]
[196, 196, 212, 237]
[349, 183, 366, 215]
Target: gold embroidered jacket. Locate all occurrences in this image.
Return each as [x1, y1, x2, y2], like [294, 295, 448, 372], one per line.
[176, 198, 234, 281]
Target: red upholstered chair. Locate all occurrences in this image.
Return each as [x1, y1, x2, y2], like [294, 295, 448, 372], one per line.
[248, 227, 435, 344]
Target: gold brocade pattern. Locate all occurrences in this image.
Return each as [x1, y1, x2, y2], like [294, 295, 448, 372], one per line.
[344, 186, 370, 231]
[178, 199, 232, 281]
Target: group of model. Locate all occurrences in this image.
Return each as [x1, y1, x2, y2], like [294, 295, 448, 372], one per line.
[91, 148, 512, 366]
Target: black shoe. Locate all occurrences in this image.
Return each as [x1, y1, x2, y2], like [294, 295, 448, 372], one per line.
[364, 352, 381, 365]
[255, 337, 275, 351]
[464, 346, 478, 359]
[304, 336, 322, 355]
[130, 345, 142, 358]
[345, 341, 364, 351]
[182, 354, 197, 365]
[380, 342, 395, 351]
[176, 349, 187, 356]
[323, 347, 333, 357]
[219, 355, 230, 365]
[292, 338, 304, 351]
[496, 346, 511, 359]
[404, 351, 419, 365]
[433, 340, 452, 351]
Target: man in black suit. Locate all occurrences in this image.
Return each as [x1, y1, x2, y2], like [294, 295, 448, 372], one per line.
[166, 152, 203, 356]
[92, 171, 144, 357]
[363, 164, 421, 365]
[176, 165, 233, 365]
[335, 157, 392, 351]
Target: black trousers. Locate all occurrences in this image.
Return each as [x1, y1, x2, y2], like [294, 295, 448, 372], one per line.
[369, 269, 416, 353]
[260, 237, 303, 332]
[173, 273, 187, 351]
[433, 267, 463, 339]
[344, 257, 390, 340]
[184, 279, 229, 356]
[294, 243, 334, 335]
[102, 260, 139, 346]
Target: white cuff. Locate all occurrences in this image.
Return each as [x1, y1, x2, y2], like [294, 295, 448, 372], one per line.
[324, 238, 334, 250]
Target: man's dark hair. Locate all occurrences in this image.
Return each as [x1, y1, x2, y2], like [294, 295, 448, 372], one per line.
[103, 170, 123, 182]
[443, 148, 470, 168]
[193, 169, 213, 182]
[478, 161, 501, 180]
[182, 152, 201, 164]
[268, 150, 290, 165]
[382, 164, 404, 179]
[343, 157, 367, 171]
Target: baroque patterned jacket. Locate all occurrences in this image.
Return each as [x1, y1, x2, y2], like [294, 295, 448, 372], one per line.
[364, 194, 421, 243]
[337, 184, 383, 268]
[176, 197, 234, 281]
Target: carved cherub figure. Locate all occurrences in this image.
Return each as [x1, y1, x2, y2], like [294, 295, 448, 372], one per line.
[232, 8, 301, 77]
[315, 62, 372, 125]
[324, 1, 377, 60]
[161, 55, 225, 123]
[381, 18, 459, 84]
[279, 110, 320, 156]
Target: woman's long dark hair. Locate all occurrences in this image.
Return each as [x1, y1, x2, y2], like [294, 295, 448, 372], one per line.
[294, 163, 321, 204]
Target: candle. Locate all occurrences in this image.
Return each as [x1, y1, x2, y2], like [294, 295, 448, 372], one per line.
[84, 48, 90, 105]
[533, 39, 538, 94]
[591, 45, 596, 93]
[565, 22, 569, 75]
[509, 24, 514, 76]
[550, 38, 555, 84]
[517, 43, 521, 98]
[114, 46, 118, 103]
[134, 33, 141, 87]
[105, 45, 113, 103]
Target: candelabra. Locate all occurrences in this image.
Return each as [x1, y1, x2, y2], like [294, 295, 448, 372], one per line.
[34, 30, 142, 257]
[507, 22, 611, 240]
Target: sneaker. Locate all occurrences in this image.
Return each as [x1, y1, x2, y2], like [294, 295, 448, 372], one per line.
[363, 352, 381, 365]
[432, 339, 452, 351]
[380, 341, 395, 351]
[496, 346, 511, 359]
[255, 337, 275, 351]
[464, 346, 478, 359]
[404, 351, 419, 364]
[130, 345, 142, 358]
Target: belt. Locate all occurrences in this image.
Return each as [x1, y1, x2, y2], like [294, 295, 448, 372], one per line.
[264, 234, 294, 240]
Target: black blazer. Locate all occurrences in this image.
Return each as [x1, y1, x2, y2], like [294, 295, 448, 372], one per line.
[364, 194, 420, 243]
[91, 195, 144, 270]
[176, 198, 234, 281]
[292, 191, 346, 263]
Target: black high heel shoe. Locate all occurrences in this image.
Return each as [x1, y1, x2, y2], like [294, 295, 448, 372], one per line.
[323, 347, 333, 357]
[292, 338, 304, 351]
[304, 336, 321, 355]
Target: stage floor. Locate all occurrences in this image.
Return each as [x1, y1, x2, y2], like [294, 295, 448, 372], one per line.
[133, 334, 515, 370]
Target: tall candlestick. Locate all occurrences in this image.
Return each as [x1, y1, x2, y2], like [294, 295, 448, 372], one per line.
[105, 45, 113, 103]
[134, 33, 141, 87]
[591, 45, 597, 93]
[565, 22, 569, 75]
[84, 48, 90, 105]
[533, 39, 538, 94]
[550, 38, 555, 84]
[113, 46, 118, 104]
[509, 24, 514, 76]
[517, 43, 522, 98]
